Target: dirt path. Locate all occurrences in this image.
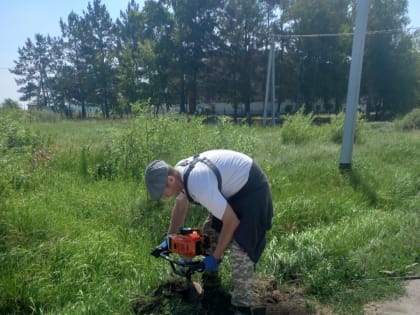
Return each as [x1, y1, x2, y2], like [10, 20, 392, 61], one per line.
[363, 280, 420, 315]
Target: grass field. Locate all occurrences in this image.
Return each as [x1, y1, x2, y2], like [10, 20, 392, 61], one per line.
[0, 109, 419, 314]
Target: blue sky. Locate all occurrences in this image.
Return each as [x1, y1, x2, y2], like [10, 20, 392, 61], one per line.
[0, 0, 141, 104]
[1, 0, 419, 104]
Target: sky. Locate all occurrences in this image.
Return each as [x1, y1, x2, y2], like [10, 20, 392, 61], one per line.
[1, 0, 419, 105]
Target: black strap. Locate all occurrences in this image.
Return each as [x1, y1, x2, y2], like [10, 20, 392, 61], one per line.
[181, 155, 222, 204]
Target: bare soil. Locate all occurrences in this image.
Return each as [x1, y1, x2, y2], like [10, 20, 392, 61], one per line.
[133, 276, 420, 315]
[132, 275, 334, 315]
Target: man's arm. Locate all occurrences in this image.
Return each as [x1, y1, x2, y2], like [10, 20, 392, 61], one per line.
[212, 204, 240, 260]
[167, 196, 189, 234]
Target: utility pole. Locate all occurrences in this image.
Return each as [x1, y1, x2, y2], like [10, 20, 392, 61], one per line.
[263, 40, 275, 127]
[271, 42, 276, 126]
[339, 0, 370, 169]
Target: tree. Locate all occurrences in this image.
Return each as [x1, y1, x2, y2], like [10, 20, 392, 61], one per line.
[216, 0, 267, 120]
[362, 0, 418, 119]
[60, 12, 93, 118]
[0, 99, 20, 109]
[115, 0, 145, 111]
[162, 0, 223, 114]
[286, 0, 351, 113]
[83, 0, 118, 118]
[11, 34, 61, 108]
[59, 0, 117, 119]
[10, 0, 419, 120]
[141, 0, 177, 115]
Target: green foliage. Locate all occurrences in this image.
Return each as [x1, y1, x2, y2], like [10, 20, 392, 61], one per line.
[395, 107, 420, 130]
[0, 98, 20, 109]
[78, 114, 256, 181]
[0, 109, 41, 195]
[326, 111, 365, 144]
[131, 98, 153, 117]
[27, 108, 63, 122]
[0, 107, 28, 123]
[280, 108, 317, 144]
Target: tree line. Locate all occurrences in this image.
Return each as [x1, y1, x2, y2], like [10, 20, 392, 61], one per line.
[10, 0, 420, 120]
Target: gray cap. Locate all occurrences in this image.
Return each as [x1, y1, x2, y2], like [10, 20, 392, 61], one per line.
[145, 160, 170, 200]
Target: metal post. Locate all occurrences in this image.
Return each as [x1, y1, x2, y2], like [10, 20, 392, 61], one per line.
[263, 43, 273, 127]
[339, 0, 370, 169]
[271, 43, 276, 126]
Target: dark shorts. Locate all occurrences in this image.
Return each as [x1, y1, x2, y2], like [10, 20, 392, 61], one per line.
[212, 162, 273, 262]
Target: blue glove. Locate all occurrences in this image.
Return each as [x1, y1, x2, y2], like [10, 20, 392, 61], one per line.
[151, 239, 168, 257]
[159, 239, 168, 249]
[202, 255, 220, 272]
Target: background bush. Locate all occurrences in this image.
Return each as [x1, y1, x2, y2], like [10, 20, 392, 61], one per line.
[0, 109, 42, 195]
[78, 114, 256, 181]
[280, 108, 317, 144]
[395, 107, 420, 130]
[327, 111, 365, 144]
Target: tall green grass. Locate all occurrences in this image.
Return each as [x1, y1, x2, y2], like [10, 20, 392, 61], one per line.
[1, 108, 419, 314]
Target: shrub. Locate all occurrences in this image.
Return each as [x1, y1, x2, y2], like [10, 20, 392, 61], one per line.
[0, 110, 42, 195]
[327, 111, 364, 144]
[395, 108, 420, 130]
[280, 108, 317, 144]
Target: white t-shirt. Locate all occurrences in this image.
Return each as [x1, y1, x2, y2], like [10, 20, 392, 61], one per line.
[175, 149, 252, 220]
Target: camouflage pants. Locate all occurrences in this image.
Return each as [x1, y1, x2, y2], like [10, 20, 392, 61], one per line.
[203, 216, 254, 307]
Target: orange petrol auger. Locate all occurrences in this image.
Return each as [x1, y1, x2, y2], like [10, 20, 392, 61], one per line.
[151, 228, 211, 300]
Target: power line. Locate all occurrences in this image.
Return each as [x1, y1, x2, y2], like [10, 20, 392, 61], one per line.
[276, 26, 420, 39]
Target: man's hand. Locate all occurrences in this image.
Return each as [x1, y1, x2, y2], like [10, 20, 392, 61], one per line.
[151, 239, 168, 257]
[202, 255, 220, 272]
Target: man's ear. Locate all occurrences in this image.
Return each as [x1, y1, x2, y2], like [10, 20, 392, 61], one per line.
[167, 175, 175, 185]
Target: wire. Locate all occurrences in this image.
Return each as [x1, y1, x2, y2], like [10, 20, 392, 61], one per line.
[275, 26, 420, 38]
